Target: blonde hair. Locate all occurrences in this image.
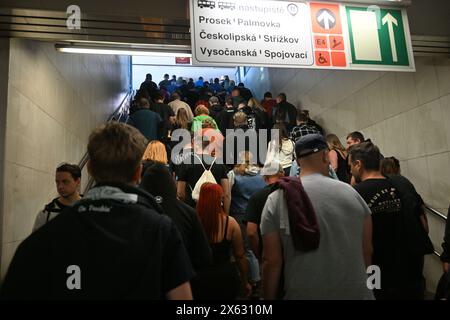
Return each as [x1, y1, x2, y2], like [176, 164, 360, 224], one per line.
[142, 140, 168, 164]
[326, 134, 347, 154]
[176, 108, 189, 130]
[195, 104, 209, 116]
[248, 97, 265, 112]
[233, 111, 247, 127]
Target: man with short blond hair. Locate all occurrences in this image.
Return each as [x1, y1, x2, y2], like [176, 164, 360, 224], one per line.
[1, 123, 194, 299]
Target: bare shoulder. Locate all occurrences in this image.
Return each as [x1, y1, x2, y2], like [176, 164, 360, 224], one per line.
[228, 215, 239, 228]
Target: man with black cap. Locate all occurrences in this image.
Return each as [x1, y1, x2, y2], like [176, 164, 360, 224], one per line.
[261, 134, 374, 300]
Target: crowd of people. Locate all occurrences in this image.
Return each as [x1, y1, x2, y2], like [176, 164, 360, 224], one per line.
[1, 73, 449, 300]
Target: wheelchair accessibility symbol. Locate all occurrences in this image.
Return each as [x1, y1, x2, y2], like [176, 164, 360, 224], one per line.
[315, 51, 330, 66]
[318, 53, 328, 64]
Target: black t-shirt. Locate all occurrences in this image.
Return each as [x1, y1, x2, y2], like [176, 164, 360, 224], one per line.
[171, 148, 195, 179]
[216, 108, 236, 134]
[1, 184, 195, 299]
[354, 178, 424, 287]
[246, 184, 276, 226]
[246, 184, 277, 257]
[335, 150, 350, 183]
[178, 154, 229, 207]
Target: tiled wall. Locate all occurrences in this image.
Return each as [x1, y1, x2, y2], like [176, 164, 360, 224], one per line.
[244, 56, 450, 293]
[0, 39, 130, 278]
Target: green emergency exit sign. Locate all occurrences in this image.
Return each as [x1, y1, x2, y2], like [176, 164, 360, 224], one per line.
[346, 6, 410, 67]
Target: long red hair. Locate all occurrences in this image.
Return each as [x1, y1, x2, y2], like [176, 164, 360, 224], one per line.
[196, 183, 224, 243]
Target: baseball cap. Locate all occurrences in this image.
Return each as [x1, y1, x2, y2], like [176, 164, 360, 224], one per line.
[260, 159, 284, 176]
[295, 134, 328, 158]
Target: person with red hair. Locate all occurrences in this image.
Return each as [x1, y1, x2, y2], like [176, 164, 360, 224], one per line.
[192, 183, 251, 299]
[195, 99, 210, 110]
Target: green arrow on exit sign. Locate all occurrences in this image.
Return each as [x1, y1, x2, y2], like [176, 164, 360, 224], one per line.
[346, 6, 410, 67]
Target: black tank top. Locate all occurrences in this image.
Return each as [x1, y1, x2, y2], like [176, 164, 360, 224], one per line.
[211, 216, 232, 265]
[336, 150, 350, 183]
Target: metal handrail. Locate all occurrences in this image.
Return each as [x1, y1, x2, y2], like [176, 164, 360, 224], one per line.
[106, 91, 133, 123]
[424, 204, 447, 258]
[425, 205, 448, 221]
[78, 90, 134, 193]
[77, 90, 132, 170]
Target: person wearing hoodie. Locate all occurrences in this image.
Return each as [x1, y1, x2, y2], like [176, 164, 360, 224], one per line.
[208, 96, 224, 123]
[191, 104, 219, 133]
[1, 123, 194, 299]
[140, 162, 212, 274]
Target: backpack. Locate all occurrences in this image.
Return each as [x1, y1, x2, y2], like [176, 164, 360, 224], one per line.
[247, 112, 256, 130]
[191, 155, 218, 202]
[43, 198, 67, 223]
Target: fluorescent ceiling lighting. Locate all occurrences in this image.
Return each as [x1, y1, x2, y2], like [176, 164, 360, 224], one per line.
[56, 45, 192, 57]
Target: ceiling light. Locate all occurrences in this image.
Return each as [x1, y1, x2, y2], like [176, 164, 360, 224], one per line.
[55, 44, 192, 58]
